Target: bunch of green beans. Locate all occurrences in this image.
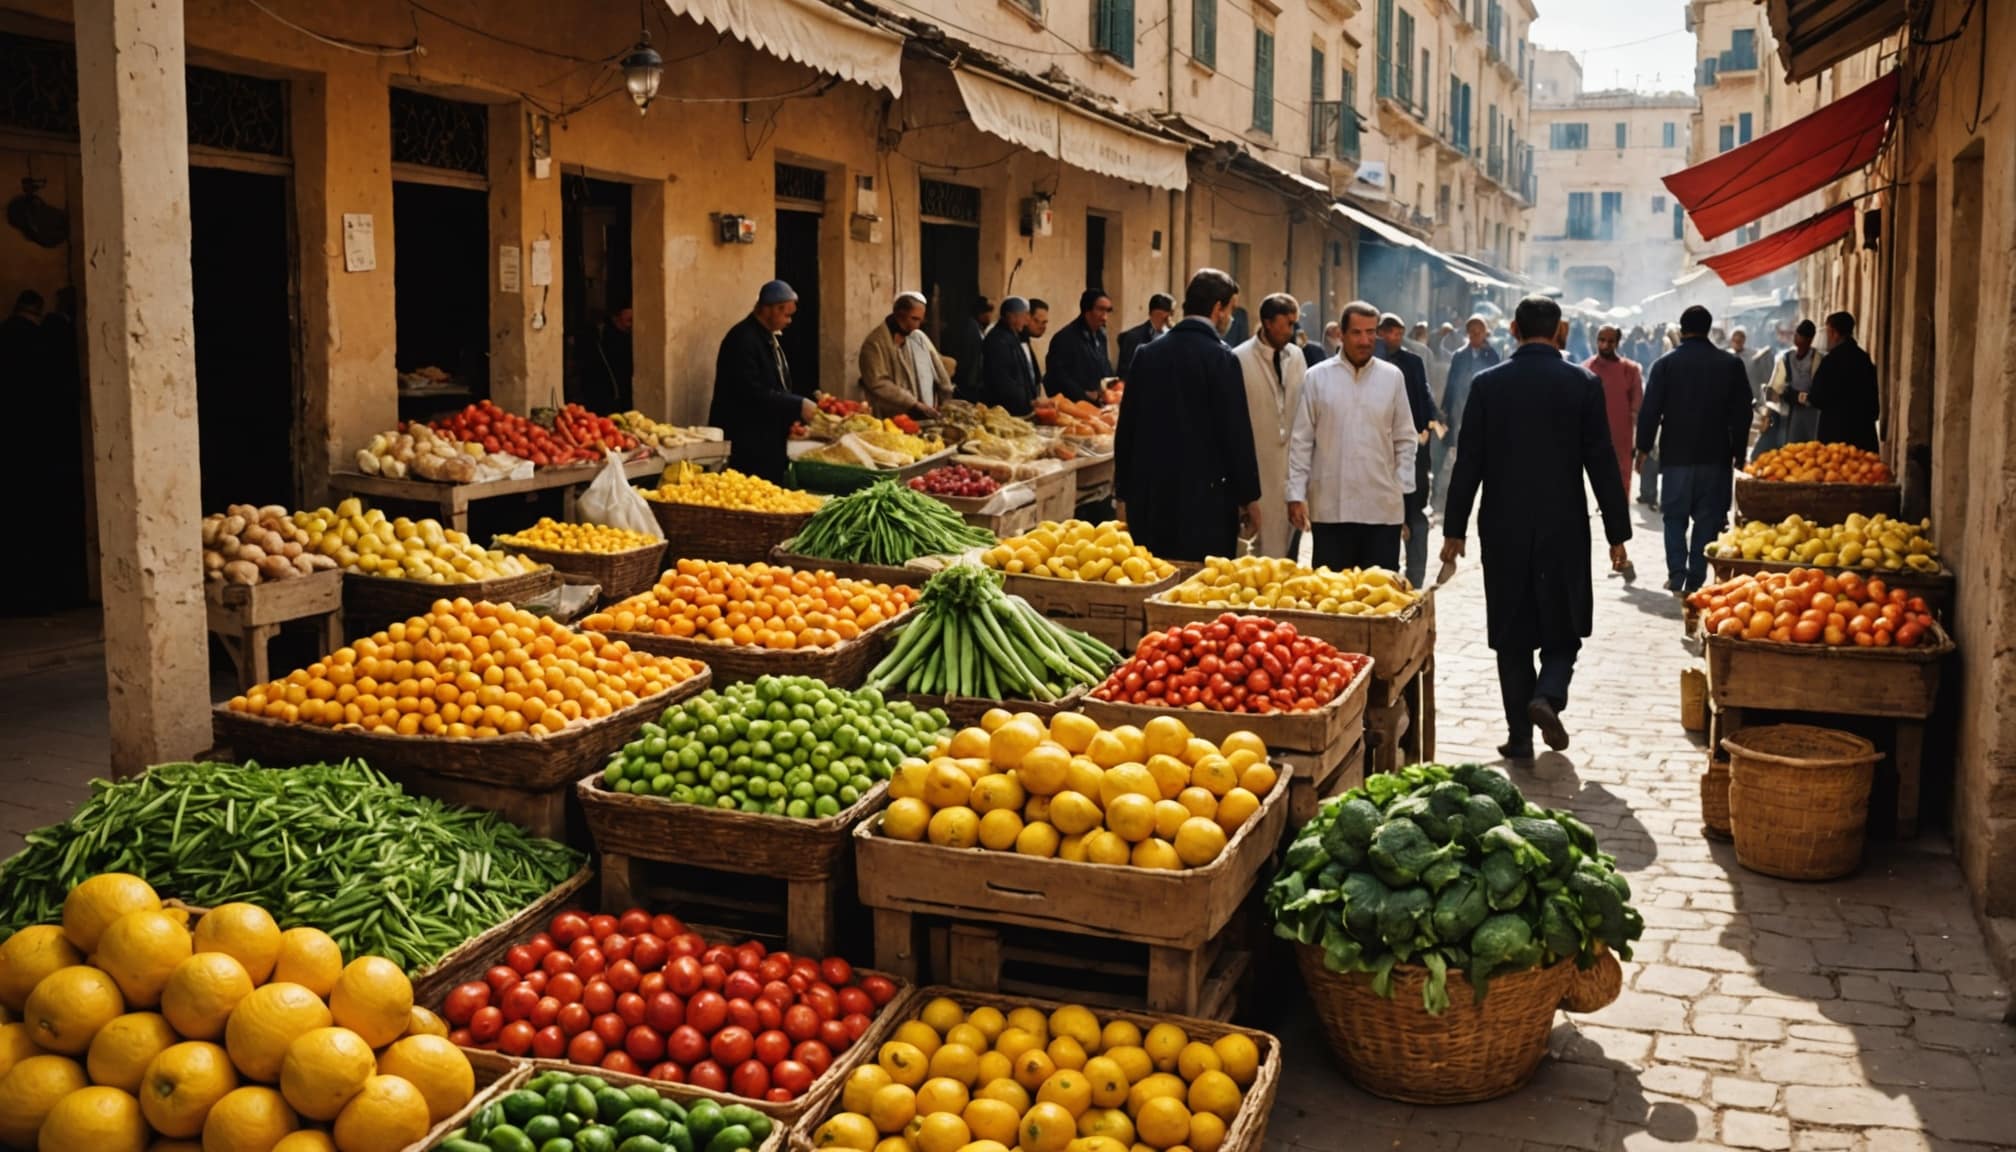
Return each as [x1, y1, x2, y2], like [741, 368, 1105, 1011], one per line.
[0, 760, 584, 969]
[787, 480, 996, 566]
[865, 563, 1119, 701]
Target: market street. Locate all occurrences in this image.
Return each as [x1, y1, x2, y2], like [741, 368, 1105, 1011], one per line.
[1262, 497, 2015, 1152]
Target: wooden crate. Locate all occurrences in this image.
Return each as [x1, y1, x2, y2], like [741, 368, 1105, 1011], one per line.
[1080, 659, 1371, 757]
[1002, 570, 1180, 654]
[1290, 730, 1366, 828]
[1733, 475, 1901, 525]
[1365, 696, 1412, 778]
[1681, 666, 1709, 732]
[920, 478, 1043, 539]
[204, 569, 345, 690]
[1707, 555, 1953, 613]
[1072, 454, 1116, 506]
[787, 987, 1281, 1152]
[409, 865, 595, 1006]
[617, 609, 909, 687]
[928, 914, 1251, 1022]
[1144, 587, 1435, 707]
[1704, 630, 1950, 720]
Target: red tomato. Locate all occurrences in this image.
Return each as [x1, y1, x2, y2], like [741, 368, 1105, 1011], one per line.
[485, 967, 520, 996]
[607, 960, 642, 995]
[732, 1059, 770, 1099]
[527, 934, 555, 961]
[601, 1051, 639, 1077]
[531, 996, 563, 1029]
[532, 1025, 567, 1060]
[803, 986, 839, 1021]
[650, 914, 684, 940]
[583, 980, 616, 1016]
[632, 934, 669, 972]
[625, 1026, 665, 1064]
[703, 946, 735, 969]
[818, 1019, 851, 1052]
[648, 1061, 685, 1083]
[550, 912, 590, 944]
[558, 1003, 592, 1037]
[735, 944, 766, 972]
[772, 1060, 813, 1097]
[786, 973, 810, 995]
[521, 970, 549, 996]
[689, 1060, 728, 1092]
[837, 987, 872, 1017]
[790, 958, 820, 984]
[569, 935, 600, 960]
[469, 1007, 504, 1042]
[593, 1013, 627, 1049]
[792, 1040, 832, 1077]
[617, 993, 648, 1028]
[617, 908, 652, 936]
[761, 981, 796, 1007]
[753, 998, 783, 1033]
[758, 957, 790, 984]
[783, 1004, 820, 1043]
[575, 948, 607, 979]
[546, 971, 583, 1004]
[443, 983, 490, 1026]
[602, 934, 633, 964]
[646, 992, 685, 1032]
[726, 999, 760, 1033]
[588, 914, 618, 940]
[819, 957, 853, 986]
[541, 951, 574, 977]
[567, 1030, 605, 1066]
[699, 963, 727, 991]
[501, 984, 540, 1022]
[638, 972, 667, 1000]
[687, 991, 728, 1034]
[498, 1020, 536, 1057]
[669, 933, 704, 959]
[711, 1026, 755, 1065]
[667, 1025, 708, 1065]
[842, 1012, 872, 1041]
[723, 971, 762, 1003]
[666, 957, 704, 997]
[506, 945, 539, 975]
[447, 1028, 473, 1048]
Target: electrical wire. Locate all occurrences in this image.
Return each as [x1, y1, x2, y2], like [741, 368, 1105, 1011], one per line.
[406, 0, 616, 65]
[244, 0, 420, 55]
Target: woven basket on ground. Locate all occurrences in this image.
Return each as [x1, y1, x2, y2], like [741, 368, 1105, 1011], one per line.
[1732, 475, 1900, 525]
[1562, 947, 1624, 1013]
[645, 499, 817, 564]
[1722, 723, 1881, 881]
[1701, 757, 1733, 841]
[1294, 945, 1576, 1104]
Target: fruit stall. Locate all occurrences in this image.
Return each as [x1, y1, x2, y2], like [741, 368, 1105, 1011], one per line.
[1733, 442, 1902, 525]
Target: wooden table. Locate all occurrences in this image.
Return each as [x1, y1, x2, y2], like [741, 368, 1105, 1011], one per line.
[329, 454, 674, 532]
[204, 570, 345, 689]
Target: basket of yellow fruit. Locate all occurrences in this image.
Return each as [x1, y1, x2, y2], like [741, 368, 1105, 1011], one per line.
[297, 499, 561, 633]
[640, 463, 826, 564]
[1708, 513, 1952, 611]
[1147, 556, 1433, 692]
[798, 990, 1281, 1152]
[978, 521, 1181, 652]
[493, 517, 669, 604]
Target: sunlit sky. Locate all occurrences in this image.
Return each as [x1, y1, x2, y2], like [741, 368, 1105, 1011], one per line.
[1528, 0, 1698, 95]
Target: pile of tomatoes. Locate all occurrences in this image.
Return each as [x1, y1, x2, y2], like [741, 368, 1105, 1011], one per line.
[817, 395, 869, 418]
[1689, 568, 1937, 648]
[1091, 612, 1372, 714]
[553, 402, 640, 454]
[907, 464, 1001, 498]
[439, 907, 899, 1100]
[434, 401, 596, 467]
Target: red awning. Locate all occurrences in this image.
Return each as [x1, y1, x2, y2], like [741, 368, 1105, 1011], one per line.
[1663, 70, 1898, 242]
[1700, 203, 1855, 286]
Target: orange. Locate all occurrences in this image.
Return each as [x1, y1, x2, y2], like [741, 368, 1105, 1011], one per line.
[1209, 1035, 1259, 1088]
[1174, 819, 1229, 867]
[375, 1035, 472, 1123]
[192, 904, 283, 985]
[96, 909, 194, 1008]
[24, 964, 125, 1054]
[162, 953, 254, 1042]
[867, 1083, 915, 1134]
[62, 874, 162, 954]
[328, 959, 412, 1049]
[201, 1085, 299, 1152]
[270, 1133, 338, 1152]
[403, 1006, 448, 1039]
[87, 1012, 180, 1094]
[0, 1024, 38, 1081]
[36, 1084, 146, 1152]
[0, 926, 82, 1013]
[331, 1074, 429, 1152]
[0, 1054, 88, 1147]
[1186, 1070, 1241, 1122]
[1213, 788, 1260, 834]
[225, 984, 333, 1084]
[1019, 1101, 1076, 1152]
[278, 1028, 375, 1121]
[1134, 1096, 1191, 1149]
[141, 1041, 239, 1138]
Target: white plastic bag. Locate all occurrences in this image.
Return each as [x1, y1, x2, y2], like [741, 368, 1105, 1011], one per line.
[579, 450, 663, 538]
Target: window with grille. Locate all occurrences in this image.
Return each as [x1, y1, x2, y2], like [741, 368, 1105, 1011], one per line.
[919, 179, 980, 224]
[390, 88, 487, 175]
[1, 32, 287, 157]
[1311, 47, 1325, 102]
[1376, 0, 1393, 98]
[1395, 11, 1415, 113]
[1192, 0, 1216, 69]
[775, 163, 828, 205]
[1252, 27, 1274, 133]
[1094, 0, 1135, 66]
[1419, 49, 1430, 117]
[1662, 121, 1677, 148]
[1567, 192, 1594, 239]
[1550, 122, 1587, 149]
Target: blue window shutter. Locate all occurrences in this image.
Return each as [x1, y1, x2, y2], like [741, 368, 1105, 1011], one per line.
[1738, 112, 1753, 143]
[1376, 0, 1393, 98]
[1253, 28, 1274, 133]
[1193, 0, 1216, 69]
[1098, 0, 1135, 66]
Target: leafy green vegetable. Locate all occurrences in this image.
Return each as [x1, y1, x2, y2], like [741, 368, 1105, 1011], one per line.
[1369, 818, 1455, 887]
[1431, 874, 1489, 943]
[1480, 850, 1532, 911]
[1478, 824, 1553, 873]
[1508, 816, 1575, 877]
[1377, 886, 1435, 959]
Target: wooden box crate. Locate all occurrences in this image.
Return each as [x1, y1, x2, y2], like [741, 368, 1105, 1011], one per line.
[1703, 630, 1950, 720]
[928, 915, 1252, 1022]
[921, 478, 1043, 539]
[1144, 587, 1435, 707]
[1708, 555, 1954, 614]
[617, 609, 910, 688]
[1002, 570, 1180, 655]
[205, 569, 345, 690]
[1733, 475, 1901, 526]
[1079, 659, 1371, 757]
[1071, 454, 1116, 506]
[1290, 731, 1366, 828]
[1365, 697, 1412, 778]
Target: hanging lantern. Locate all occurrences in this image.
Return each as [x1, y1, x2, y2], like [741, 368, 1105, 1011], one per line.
[622, 33, 663, 114]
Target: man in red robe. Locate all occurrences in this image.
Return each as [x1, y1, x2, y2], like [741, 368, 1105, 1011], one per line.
[1584, 324, 1642, 490]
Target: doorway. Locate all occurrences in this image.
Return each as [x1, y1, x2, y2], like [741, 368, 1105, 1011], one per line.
[563, 174, 634, 413]
[190, 166, 295, 512]
[1211, 238, 1252, 344]
[921, 222, 980, 350]
[773, 209, 822, 397]
[391, 181, 490, 416]
[1085, 213, 1108, 297]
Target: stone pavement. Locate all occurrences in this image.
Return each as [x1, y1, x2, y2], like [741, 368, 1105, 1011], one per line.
[1262, 500, 2014, 1152]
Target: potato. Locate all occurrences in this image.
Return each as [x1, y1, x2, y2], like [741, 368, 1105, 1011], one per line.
[217, 533, 241, 555]
[258, 504, 288, 522]
[257, 554, 295, 580]
[206, 568, 224, 582]
[384, 458, 408, 479]
[306, 553, 338, 571]
[201, 518, 223, 546]
[279, 541, 302, 559]
[291, 554, 318, 577]
[222, 560, 259, 585]
[203, 549, 225, 571]
[222, 514, 247, 536]
[356, 449, 382, 475]
[236, 543, 267, 563]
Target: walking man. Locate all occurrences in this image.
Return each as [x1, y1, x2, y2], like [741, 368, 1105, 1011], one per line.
[1113, 269, 1262, 561]
[1442, 296, 1633, 758]
[1436, 316, 1501, 513]
[1377, 314, 1441, 587]
[1286, 303, 1416, 572]
[1116, 292, 1173, 378]
[1233, 293, 1306, 558]
[946, 295, 992, 401]
[1807, 311, 1879, 451]
[710, 280, 820, 483]
[1044, 290, 1115, 405]
[1584, 325, 1643, 490]
[1637, 305, 1752, 594]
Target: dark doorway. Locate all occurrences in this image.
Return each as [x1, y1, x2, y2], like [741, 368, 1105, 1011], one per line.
[1085, 213, 1108, 296]
[920, 221, 980, 351]
[392, 181, 489, 415]
[563, 174, 634, 413]
[189, 166, 295, 512]
[774, 209, 821, 397]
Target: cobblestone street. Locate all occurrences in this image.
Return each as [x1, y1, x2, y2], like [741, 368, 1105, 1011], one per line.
[1264, 500, 2014, 1152]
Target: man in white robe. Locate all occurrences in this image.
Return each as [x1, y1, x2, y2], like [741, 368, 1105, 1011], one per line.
[1233, 293, 1307, 558]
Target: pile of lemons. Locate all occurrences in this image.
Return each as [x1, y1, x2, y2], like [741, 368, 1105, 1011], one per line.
[813, 996, 1262, 1152]
[1164, 556, 1417, 615]
[494, 517, 663, 555]
[291, 499, 541, 584]
[0, 873, 471, 1152]
[1712, 513, 1941, 572]
[640, 463, 824, 514]
[880, 710, 1275, 870]
[980, 521, 1175, 584]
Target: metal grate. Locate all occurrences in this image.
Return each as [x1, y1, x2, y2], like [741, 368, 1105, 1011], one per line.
[774, 162, 828, 204]
[390, 88, 488, 175]
[186, 66, 286, 156]
[0, 33, 78, 137]
[919, 178, 980, 224]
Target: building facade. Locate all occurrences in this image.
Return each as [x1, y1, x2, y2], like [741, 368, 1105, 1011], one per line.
[1525, 49, 1693, 310]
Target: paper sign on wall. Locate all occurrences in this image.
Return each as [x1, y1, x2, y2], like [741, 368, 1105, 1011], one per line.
[342, 214, 376, 272]
[529, 238, 553, 287]
[499, 245, 522, 294]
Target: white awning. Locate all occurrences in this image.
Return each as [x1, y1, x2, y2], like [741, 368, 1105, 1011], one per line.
[662, 0, 905, 95]
[1332, 202, 1425, 251]
[953, 68, 1189, 190]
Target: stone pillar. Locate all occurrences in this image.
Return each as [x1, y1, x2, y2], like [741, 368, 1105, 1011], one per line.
[490, 105, 565, 413]
[73, 0, 212, 774]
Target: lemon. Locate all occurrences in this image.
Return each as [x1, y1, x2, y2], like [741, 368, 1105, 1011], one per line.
[331, 1074, 429, 1152]
[1134, 1095, 1191, 1149]
[270, 1132, 338, 1152]
[1175, 1042, 1221, 1082]
[1213, 788, 1260, 834]
[1219, 731, 1266, 760]
[1036, 1068, 1091, 1116]
[1130, 838, 1182, 870]
[0, 1054, 88, 1147]
[813, 1112, 878, 1150]
[877, 1041, 928, 1088]
[1048, 792, 1103, 836]
[926, 807, 980, 849]
[1058, 834, 1090, 862]
[868, 1083, 915, 1134]
[923, 762, 974, 809]
[1102, 794, 1156, 843]
[1017, 743, 1072, 796]
[1152, 800, 1193, 841]
[201, 1085, 299, 1152]
[915, 1112, 971, 1152]
[87, 1012, 179, 1094]
[946, 727, 991, 759]
[0, 926, 82, 1013]
[964, 1006, 1006, 1043]
[1209, 1035, 1259, 1088]
[892, 1020, 942, 1058]
[1005, 1007, 1048, 1042]
[329, 958, 413, 1049]
[1082, 830, 1132, 866]
[974, 1077, 1027, 1111]
[841, 1065, 892, 1114]
[883, 798, 932, 841]
[141, 1041, 240, 1139]
[1015, 821, 1061, 857]
[25, 964, 125, 1054]
[373, 1035, 472, 1123]
[404, 1006, 448, 1039]
[1186, 1070, 1241, 1122]
[1046, 1034, 1088, 1071]
[1078, 1107, 1135, 1145]
[1012, 1048, 1057, 1092]
[96, 909, 194, 1008]
[162, 954, 253, 1042]
[1098, 765, 1158, 809]
[192, 904, 283, 985]
[977, 809, 1024, 851]
[1019, 1101, 1076, 1152]
[987, 719, 1044, 768]
[928, 1042, 980, 1084]
[889, 758, 930, 801]
[1189, 756, 1236, 798]
[62, 874, 162, 954]
[962, 1097, 1021, 1145]
[1064, 758, 1106, 800]
[969, 774, 1025, 815]
[0, 1024, 37, 1080]
[1181, 737, 1219, 765]
[916, 1076, 969, 1115]
[37, 1083, 146, 1152]
[1143, 1025, 1189, 1073]
[1140, 716, 1191, 759]
[1144, 755, 1192, 800]
[279, 1028, 374, 1121]
[974, 1055, 1016, 1094]
[1047, 712, 1098, 754]
[1174, 818, 1229, 867]
[1104, 1045, 1152, 1085]
[1083, 731, 1131, 769]
[1236, 761, 1278, 796]
[1189, 1110, 1229, 1152]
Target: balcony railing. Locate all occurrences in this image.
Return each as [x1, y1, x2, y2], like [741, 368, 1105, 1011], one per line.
[1486, 145, 1504, 183]
[1719, 45, 1759, 73]
[1435, 110, 1469, 153]
[1308, 100, 1362, 161]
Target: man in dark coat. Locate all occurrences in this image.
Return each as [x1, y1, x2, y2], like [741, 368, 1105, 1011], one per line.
[1807, 310, 1880, 451]
[1377, 313, 1442, 588]
[979, 296, 1041, 415]
[709, 280, 819, 483]
[945, 295, 992, 402]
[1115, 293, 1173, 379]
[1443, 295, 1633, 759]
[1115, 268, 1263, 562]
[1044, 289, 1115, 404]
[1637, 305, 1753, 594]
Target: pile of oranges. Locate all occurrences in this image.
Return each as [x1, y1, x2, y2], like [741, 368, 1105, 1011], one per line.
[581, 560, 919, 650]
[1745, 442, 1893, 484]
[225, 598, 702, 736]
[1689, 568, 1937, 648]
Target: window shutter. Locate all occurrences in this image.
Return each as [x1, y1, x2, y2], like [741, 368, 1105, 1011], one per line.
[1311, 47, 1325, 102]
[1376, 0, 1392, 98]
[1253, 29, 1274, 133]
[1098, 0, 1135, 66]
[1193, 0, 1216, 69]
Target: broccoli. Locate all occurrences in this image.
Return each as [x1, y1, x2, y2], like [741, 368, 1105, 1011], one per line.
[1387, 794, 1455, 844]
[1460, 793, 1507, 842]
[1566, 865, 1628, 943]
[1509, 816, 1576, 878]
[1431, 874, 1489, 944]
[1452, 763, 1525, 816]
[1422, 855, 1465, 893]
[1283, 837, 1329, 876]
[1480, 850, 1531, 911]
[1369, 818, 1457, 887]
[1479, 824, 1553, 874]
[1332, 796, 1384, 849]
[1377, 885, 1435, 959]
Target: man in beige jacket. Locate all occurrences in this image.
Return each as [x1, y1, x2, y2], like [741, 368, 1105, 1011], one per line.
[1233, 293, 1306, 558]
[857, 292, 947, 419]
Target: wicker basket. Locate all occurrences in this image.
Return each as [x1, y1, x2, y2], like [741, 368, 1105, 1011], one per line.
[645, 498, 818, 564]
[342, 566, 562, 633]
[1295, 945, 1575, 1104]
[1733, 474, 1901, 525]
[769, 544, 928, 588]
[1722, 724, 1882, 880]
[613, 609, 910, 687]
[1702, 757, 1733, 841]
[496, 539, 668, 603]
[1563, 947, 1624, 1013]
